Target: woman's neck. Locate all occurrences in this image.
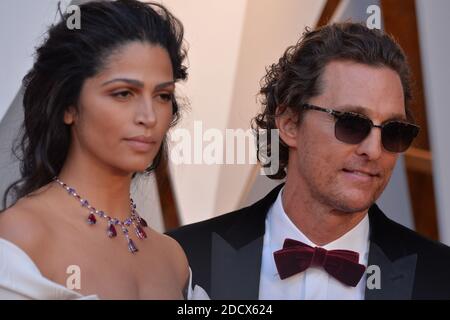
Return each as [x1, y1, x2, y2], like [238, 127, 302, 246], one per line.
[56, 153, 134, 221]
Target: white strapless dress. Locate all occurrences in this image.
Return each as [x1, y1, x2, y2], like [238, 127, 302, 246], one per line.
[0, 238, 208, 300]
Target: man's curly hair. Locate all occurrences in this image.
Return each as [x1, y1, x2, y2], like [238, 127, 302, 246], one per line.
[253, 22, 414, 180]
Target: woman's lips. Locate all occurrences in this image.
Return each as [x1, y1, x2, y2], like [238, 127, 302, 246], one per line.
[124, 136, 156, 152]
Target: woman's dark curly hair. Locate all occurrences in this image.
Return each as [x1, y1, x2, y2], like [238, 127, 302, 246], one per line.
[253, 22, 414, 180]
[3, 0, 188, 209]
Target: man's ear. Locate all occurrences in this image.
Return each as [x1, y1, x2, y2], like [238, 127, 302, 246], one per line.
[275, 106, 299, 148]
[63, 106, 77, 125]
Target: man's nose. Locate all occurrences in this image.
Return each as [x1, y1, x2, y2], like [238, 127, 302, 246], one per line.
[355, 126, 383, 159]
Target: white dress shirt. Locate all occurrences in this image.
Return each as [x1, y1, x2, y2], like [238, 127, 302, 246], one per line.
[258, 188, 370, 300]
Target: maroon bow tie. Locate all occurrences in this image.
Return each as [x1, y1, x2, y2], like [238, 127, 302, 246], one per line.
[273, 238, 366, 287]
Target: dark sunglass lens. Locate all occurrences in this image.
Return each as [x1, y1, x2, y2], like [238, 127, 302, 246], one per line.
[335, 114, 372, 144]
[382, 122, 419, 152]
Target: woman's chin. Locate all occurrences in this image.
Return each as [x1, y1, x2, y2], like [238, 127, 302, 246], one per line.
[111, 162, 154, 176]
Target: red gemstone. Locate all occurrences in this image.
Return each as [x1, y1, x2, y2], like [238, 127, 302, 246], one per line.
[107, 224, 117, 238]
[139, 217, 148, 227]
[128, 239, 138, 253]
[87, 213, 96, 225]
[136, 226, 147, 239]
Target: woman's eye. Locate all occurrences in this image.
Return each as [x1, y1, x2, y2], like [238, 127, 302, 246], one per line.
[157, 93, 173, 103]
[112, 90, 133, 99]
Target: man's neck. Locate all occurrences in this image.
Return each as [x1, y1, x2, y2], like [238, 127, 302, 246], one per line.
[281, 179, 367, 246]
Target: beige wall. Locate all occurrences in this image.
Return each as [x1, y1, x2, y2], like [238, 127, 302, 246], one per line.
[161, 0, 248, 224]
[160, 0, 325, 223]
[215, 0, 325, 216]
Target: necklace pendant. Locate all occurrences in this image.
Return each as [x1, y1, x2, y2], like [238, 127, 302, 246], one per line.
[55, 177, 146, 254]
[139, 217, 148, 228]
[135, 225, 147, 239]
[128, 238, 139, 253]
[107, 223, 117, 238]
[87, 213, 97, 225]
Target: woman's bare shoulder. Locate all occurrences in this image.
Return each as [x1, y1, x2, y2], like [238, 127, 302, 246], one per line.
[0, 195, 50, 254]
[151, 231, 189, 283]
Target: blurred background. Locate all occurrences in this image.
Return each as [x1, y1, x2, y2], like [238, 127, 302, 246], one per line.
[1, 0, 449, 244]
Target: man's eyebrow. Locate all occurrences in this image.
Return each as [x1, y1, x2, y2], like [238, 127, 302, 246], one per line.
[336, 104, 407, 121]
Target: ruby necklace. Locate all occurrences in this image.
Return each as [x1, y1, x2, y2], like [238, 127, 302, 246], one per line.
[54, 177, 148, 254]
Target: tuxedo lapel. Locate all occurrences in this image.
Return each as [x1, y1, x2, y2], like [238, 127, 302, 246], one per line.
[211, 232, 264, 299]
[365, 205, 417, 299]
[209, 184, 283, 299]
[365, 242, 417, 299]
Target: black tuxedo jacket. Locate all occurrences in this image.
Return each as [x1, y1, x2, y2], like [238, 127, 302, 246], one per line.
[168, 184, 450, 299]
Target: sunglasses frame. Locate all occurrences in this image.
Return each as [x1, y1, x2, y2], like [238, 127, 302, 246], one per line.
[301, 103, 420, 153]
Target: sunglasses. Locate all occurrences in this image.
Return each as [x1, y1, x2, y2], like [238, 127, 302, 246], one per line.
[302, 103, 420, 153]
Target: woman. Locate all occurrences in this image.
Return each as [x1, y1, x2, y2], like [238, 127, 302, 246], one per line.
[0, 0, 199, 299]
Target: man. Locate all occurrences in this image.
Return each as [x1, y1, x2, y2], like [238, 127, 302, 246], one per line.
[168, 22, 450, 299]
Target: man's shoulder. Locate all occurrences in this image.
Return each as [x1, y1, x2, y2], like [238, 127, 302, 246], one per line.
[168, 183, 284, 245]
[167, 204, 252, 243]
[397, 221, 450, 257]
[373, 205, 450, 260]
